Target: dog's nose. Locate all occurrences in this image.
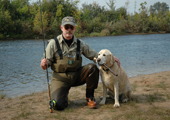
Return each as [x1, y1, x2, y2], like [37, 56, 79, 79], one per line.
[97, 58, 101, 62]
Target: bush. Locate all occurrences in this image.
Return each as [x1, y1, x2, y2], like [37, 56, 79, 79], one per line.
[84, 17, 104, 33]
[112, 20, 126, 33]
[75, 33, 85, 38]
[0, 33, 5, 40]
[89, 32, 101, 37]
[111, 32, 116, 36]
[21, 20, 33, 37]
[100, 29, 110, 36]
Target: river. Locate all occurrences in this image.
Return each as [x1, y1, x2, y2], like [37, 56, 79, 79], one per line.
[0, 34, 170, 98]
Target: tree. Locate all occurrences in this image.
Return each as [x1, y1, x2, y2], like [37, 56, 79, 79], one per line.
[56, 4, 64, 21]
[116, 7, 127, 20]
[149, 2, 169, 14]
[137, 1, 149, 32]
[0, 9, 12, 37]
[81, 2, 105, 20]
[10, 0, 30, 20]
[139, 1, 147, 12]
[33, 8, 48, 35]
[106, 0, 116, 11]
[0, 0, 11, 10]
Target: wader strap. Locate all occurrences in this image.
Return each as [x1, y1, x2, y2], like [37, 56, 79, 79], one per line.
[77, 39, 80, 60]
[54, 38, 63, 59]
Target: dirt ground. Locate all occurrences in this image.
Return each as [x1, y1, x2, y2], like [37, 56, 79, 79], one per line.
[1, 71, 170, 120]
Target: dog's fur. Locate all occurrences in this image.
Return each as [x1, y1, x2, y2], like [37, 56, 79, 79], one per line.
[97, 49, 132, 108]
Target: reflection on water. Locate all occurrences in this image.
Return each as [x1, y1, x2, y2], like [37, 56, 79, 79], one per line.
[0, 34, 170, 97]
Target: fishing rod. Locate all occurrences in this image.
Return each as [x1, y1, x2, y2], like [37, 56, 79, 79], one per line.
[39, 0, 53, 113]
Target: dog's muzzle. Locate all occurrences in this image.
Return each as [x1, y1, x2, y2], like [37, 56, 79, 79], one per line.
[96, 58, 104, 66]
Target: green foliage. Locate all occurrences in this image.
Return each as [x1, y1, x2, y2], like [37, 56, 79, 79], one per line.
[56, 4, 64, 21]
[100, 29, 110, 36]
[0, 33, 5, 40]
[33, 8, 48, 35]
[106, 0, 116, 11]
[81, 2, 106, 21]
[0, 9, 12, 37]
[85, 17, 104, 33]
[139, 1, 147, 12]
[150, 2, 169, 15]
[73, 9, 82, 34]
[11, 0, 30, 20]
[112, 20, 127, 33]
[0, 0, 170, 40]
[89, 32, 101, 37]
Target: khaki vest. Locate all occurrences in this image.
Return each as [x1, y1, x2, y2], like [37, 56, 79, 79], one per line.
[51, 38, 82, 73]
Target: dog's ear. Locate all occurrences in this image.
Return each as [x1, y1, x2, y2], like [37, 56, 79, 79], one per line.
[109, 54, 115, 66]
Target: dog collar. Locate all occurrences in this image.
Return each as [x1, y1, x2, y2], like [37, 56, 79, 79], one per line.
[103, 68, 109, 72]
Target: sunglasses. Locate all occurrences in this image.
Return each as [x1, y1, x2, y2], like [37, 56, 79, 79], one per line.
[64, 25, 74, 30]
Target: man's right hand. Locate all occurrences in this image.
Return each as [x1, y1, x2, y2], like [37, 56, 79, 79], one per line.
[40, 58, 48, 70]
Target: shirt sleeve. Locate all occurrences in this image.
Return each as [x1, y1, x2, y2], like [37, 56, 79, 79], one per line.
[42, 39, 57, 66]
[80, 39, 98, 61]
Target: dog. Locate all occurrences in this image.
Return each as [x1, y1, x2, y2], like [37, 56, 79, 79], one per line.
[96, 49, 132, 108]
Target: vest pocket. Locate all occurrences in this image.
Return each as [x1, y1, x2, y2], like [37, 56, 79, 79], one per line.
[51, 57, 82, 73]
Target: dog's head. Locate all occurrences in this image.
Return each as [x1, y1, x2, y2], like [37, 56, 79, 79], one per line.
[96, 49, 115, 67]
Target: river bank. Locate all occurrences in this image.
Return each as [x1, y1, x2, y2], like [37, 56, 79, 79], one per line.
[1, 33, 170, 99]
[1, 71, 170, 120]
[0, 31, 169, 41]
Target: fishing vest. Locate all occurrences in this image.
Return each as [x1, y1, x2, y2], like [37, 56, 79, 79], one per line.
[51, 38, 82, 73]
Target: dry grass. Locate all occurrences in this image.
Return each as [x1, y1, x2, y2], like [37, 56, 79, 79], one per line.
[1, 71, 170, 120]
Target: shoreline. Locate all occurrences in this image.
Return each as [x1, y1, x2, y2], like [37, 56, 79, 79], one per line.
[1, 70, 170, 119]
[0, 32, 169, 41]
[1, 70, 170, 99]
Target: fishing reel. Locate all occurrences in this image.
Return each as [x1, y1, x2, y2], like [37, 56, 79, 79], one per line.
[49, 99, 56, 113]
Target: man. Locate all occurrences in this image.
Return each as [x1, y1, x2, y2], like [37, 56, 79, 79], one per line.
[40, 16, 120, 110]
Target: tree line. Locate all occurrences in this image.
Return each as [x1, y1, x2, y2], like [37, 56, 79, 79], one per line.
[0, 0, 170, 40]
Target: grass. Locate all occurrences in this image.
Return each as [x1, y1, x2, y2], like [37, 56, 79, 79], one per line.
[132, 84, 138, 92]
[155, 82, 168, 90]
[166, 93, 170, 99]
[147, 91, 166, 102]
[11, 104, 33, 120]
[1, 71, 170, 120]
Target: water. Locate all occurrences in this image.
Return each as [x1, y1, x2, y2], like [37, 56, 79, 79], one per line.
[0, 34, 170, 98]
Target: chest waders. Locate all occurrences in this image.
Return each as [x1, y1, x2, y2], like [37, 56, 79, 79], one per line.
[49, 38, 82, 110]
[51, 38, 82, 73]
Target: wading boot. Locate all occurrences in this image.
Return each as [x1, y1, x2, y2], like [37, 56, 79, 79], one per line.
[86, 97, 97, 109]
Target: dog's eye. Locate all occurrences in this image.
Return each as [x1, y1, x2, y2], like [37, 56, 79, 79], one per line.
[103, 54, 106, 56]
[98, 54, 100, 56]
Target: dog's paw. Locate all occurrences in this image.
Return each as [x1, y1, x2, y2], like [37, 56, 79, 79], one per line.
[122, 98, 128, 103]
[113, 103, 120, 108]
[99, 100, 105, 105]
[100, 96, 103, 100]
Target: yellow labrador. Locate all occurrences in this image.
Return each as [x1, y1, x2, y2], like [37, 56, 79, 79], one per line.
[97, 49, 132, 108]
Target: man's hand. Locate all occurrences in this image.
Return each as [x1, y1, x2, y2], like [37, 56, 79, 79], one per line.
[114, 56, 120, 67]
[40, 58, 48, 70]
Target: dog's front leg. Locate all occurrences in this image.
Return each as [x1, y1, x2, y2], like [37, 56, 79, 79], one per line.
[114, 82, 120, 107]
[99, 84, 107, 105]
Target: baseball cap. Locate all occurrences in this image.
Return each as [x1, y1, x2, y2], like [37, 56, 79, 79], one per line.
[61, 16, 76, 26]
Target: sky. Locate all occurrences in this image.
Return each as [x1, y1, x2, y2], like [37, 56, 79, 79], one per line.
[30, 0, 170, 14]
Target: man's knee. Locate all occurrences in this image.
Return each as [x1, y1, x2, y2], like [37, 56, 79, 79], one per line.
[85, 63, 99, 89]
[86, 63, 99, 73]
[52, 87, 70, 110]
[53, 98, 68, 110]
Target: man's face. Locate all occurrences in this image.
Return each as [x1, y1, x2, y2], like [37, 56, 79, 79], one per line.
[61, 24, 76, 40]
